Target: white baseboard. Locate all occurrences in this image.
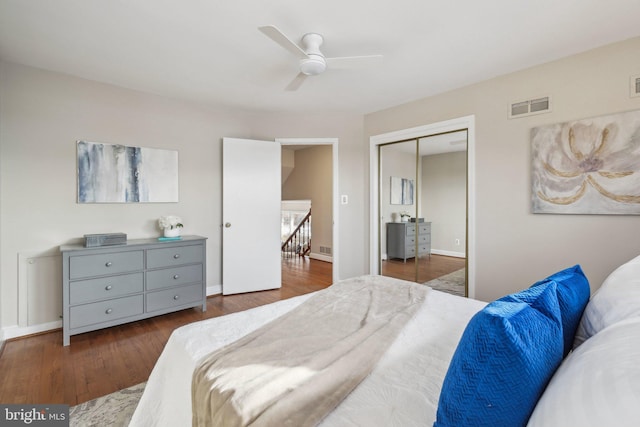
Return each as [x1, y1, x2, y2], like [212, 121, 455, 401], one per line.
[2, 320, 62, 341]
[309, 252, 333, 263]
[431, 249, 466, 258]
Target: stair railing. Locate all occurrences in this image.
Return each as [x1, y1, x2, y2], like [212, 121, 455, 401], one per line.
[281, 210, 311, 258]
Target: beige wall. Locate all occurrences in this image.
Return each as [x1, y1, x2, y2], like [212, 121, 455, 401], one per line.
[282, 146, 333, 258]
[421, 151, 466, 256]
[3, 36, 639, 336]
[365, 37, 640, 301]
[0, 61, 368, 336]
[0, 61, 249, 333]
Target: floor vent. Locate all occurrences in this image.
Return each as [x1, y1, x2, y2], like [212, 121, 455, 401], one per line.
[631, 75, 640, 98]
[509, 96, 551, 119]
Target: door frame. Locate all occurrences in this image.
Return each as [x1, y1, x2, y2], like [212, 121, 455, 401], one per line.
[277, 138, 340, 284]
[369, 115, 476, 298]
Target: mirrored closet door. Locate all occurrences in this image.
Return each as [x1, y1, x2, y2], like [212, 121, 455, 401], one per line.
[378, 131, 469, 297]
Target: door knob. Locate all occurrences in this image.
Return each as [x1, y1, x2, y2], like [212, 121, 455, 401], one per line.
[225, 223, 231, 228]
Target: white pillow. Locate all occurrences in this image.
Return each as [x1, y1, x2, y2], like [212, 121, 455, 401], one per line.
[573, 254, 640, 347]
[528, 317, 640, 427]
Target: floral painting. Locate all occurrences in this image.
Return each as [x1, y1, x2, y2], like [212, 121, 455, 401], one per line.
[77, 141, 178, 203]
[532, 109, 640, 214]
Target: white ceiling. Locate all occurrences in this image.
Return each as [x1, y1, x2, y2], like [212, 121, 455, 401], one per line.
[1, 0, 639, 115]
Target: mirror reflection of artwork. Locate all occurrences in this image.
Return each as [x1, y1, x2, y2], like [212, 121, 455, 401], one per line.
[532, 109, 640, 214]
[77, 141, 179, 203]
[390, 176, 414, 205]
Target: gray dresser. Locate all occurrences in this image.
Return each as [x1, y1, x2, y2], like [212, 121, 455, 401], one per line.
[60, 235, 207, 346]
[386, 222, 431, 262]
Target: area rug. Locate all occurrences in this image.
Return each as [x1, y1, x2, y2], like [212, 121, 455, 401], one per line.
[70, 382, 146, 427]
[424, 268, 466, 297]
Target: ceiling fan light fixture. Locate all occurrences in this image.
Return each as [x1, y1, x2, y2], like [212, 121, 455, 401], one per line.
[300, 55, 326, 76]
[258, 26, 383, 90]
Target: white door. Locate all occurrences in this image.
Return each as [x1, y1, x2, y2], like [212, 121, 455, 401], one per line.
[222, 137, 282, 295]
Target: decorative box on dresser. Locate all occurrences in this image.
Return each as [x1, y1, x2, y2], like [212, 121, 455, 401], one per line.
[60, 235, 207, 346]
[386, 222, 431, 262]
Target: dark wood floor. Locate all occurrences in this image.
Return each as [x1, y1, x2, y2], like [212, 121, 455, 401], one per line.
[0, 257, 332, 406]
[382, 254, 466, 283]
[0, 255, 461, 406]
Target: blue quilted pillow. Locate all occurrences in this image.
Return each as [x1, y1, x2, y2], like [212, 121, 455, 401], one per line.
[531, 265, 590, 356]
[434, 283, 564, 427]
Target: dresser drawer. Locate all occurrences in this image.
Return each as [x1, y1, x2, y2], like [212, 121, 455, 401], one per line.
[147, 244, 203, 269]
[417, 234, 431, 245]
[69, 295, 143, 329]
[405, 224, 416, 236]
[69, 251, 143, 279]
[418, 223, 431, 234]
[70, 272, 143, 305]
[146, 264, 203, 290]
[146, 283, 203, 313]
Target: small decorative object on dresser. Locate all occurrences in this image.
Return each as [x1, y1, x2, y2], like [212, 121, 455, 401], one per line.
[60, 235, 207, 346]
[158, 215, 183, 237]
[84, 232, 127, 247]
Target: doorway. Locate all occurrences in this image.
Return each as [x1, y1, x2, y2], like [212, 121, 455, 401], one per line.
[369, 116, 476, 298]
[278, 138, 339, 285]
[221, 137, 338, 296]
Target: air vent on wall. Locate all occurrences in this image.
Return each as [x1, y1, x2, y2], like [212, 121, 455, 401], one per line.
[319, 246, 332, 255]
[508, 96, 552, 119]
[631, 75, 640, 98]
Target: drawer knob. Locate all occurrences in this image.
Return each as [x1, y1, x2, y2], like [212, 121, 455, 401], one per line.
[105, 285, 112, 291]
[173, 295, 180, 300]
[105, 308, 113, 314]
[173, 274, 180, 280]
[105, 262, 113, 267]
[173, 254, 180, 259]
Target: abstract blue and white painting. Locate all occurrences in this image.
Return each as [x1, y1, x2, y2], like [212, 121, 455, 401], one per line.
[77, 141, 178, 203]
[390, 176, 414, 205]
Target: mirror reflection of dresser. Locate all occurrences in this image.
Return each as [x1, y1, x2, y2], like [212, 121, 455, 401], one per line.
[386, 221, 431, 262]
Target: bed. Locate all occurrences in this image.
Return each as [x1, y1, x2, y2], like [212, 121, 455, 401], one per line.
[129, 258, 640, 427]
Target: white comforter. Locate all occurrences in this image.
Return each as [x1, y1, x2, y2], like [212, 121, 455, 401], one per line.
[129, 276, 486, 427]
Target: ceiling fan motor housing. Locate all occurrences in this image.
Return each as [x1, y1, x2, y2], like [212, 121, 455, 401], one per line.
[300, 54, 326, 75]
[300, 33, 326, 75]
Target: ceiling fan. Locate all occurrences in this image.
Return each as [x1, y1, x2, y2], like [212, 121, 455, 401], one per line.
[258, 25, 383, 91]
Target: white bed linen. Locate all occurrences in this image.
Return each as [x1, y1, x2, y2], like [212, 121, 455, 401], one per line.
[129, 278, 486, 427]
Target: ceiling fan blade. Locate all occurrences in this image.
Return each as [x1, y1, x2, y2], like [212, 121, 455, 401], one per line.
[285, 72, 308, 91]
[325, 54, 384, 69]
[259, 25, 308, 59]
